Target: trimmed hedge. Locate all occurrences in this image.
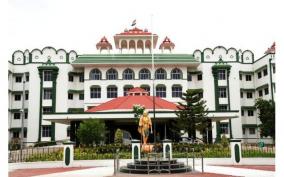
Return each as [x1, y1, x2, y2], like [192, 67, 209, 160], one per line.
[22, 143, 275, 162]
[34, 141, 57, 147]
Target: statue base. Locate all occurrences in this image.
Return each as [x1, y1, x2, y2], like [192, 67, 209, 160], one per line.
[141, 144, 154, 153]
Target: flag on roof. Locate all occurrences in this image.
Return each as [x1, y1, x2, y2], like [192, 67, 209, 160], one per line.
[265, 42, 276, 54]
[131, 19, 136, 26]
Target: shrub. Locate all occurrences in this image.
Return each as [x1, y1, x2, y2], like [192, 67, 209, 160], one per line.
[220, 135, 229, 148]
[9, 138, 21, 150]
[114, 129, 123, 144]
[34, 141, 57, 147]
[77, 119, 105, 147]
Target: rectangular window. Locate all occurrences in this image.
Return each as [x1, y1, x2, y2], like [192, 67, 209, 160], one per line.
[42, 126, 51, 137]
[43, 89, 52, 100]
[241, 110, 244, 116]
[13, 131, 19, 138]
[15, 76, 22, 83]
[68, 93, 73, 100]
[273, 66, 275, 73]
[242, 128, 246, 135]
[219, 105, 228, 111]
[25, 75, 29, 82]
[248, 110, 254, 116]
[156, 87, 166, 98]
[246, 92, 253, 99]
[240, 91, 243, 98]
[245, 75, 252, 81]
[79, 74, 84, 82]
[44, 71, 52, 81]
[220, 123, 229, 134]
[91, 87, 101, 98]
[43, 107, 53, 113]
[263, 68, 268, 76]
[68, 75, 74, 82]
[14, 113, 21, 119]
[187, 73, 192, 81]
[249, 128, 255, 135]
[218, 69, 226, 80]
[198, 92, 203, 98]
[24, 112, 28, 119]
[23, 129, 27, 138]
[172, 86, 182, 98]
[258, 90, 263, 97]
[79, 93, 84, 100]
[107, 87, 118, 98]
[197, 74, 202, 81]
[239, 73, 242, 80]
[14, 94, 21, 101]
[264, 87, 269, 95]
[67, 127, 70, 137]
[257, 72, 262, 79]
[218, 87, 227, 98]
[25, 93, 29, 100]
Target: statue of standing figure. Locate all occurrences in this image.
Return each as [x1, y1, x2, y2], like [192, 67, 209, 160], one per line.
[138, 110, 153, 145]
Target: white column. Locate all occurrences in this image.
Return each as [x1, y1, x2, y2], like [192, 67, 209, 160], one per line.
[162, 139, 172, 160]
[230, 139, 242, 165]
[63, 141, 75, 167]
[131, 139, 141, 161]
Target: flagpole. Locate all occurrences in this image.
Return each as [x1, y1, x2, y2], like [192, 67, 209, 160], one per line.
[150, 14, 156, 148]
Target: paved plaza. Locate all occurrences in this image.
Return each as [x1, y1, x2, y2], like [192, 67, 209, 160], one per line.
[9, 162, 275, 177]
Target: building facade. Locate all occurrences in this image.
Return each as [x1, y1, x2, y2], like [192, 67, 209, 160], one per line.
[8, 27, 275, 145]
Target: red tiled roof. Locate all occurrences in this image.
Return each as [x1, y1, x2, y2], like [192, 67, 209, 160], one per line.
[86, 95, 178, 112]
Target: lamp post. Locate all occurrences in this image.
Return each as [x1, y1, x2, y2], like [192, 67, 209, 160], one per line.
[150, 14, 156, 147]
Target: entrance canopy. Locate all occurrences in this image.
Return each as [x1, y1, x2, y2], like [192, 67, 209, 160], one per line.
[86, 87, 178, 113]
[43, 87, 239, 124]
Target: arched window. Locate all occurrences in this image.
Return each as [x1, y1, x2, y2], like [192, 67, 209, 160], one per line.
[172, 85, 182, 98]
[171, 68, 182, 80]
[139, 68, 151, 80]
[155, 68, 167, 80]
[107, 85, 118, 98]
[106, 68, 118, 80]
[89, 69, 101, 80]
[123, 85, 134, 96]
[156, 85, 166, 98]
[140, 85, 150, 95]
[90, 86, 101, 98]
[123, 68, 134, 80]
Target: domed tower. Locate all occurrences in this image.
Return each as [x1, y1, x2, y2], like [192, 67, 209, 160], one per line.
[96, 36, 113, 54]
[114, 27, 158, 54]
[159, 36, 175, 53]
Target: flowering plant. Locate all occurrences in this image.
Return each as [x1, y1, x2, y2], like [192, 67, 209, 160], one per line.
[133, 104, 145, 119]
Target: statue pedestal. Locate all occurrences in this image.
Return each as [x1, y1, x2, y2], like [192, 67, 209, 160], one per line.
[162, 139, 172, 160]
[131, 139, 141, 161]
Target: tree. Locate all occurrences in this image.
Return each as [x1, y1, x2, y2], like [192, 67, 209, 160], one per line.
[77, 119, 105, 147]
[173, 89, 209, 141]
[114, 128, 123, 144]
[255, 98, 275, 141]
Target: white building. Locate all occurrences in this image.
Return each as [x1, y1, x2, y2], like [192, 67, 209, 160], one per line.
[8, 27, 275, 145]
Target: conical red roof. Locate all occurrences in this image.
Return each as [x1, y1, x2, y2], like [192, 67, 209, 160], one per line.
[86, 87, 178, 112]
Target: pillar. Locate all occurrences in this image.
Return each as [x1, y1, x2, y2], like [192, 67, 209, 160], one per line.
[131, 139, 141, 161]
[63, 141, 75, 167]
[215, 121, 221, 143]
[162, 139, 172, 160]
[230, 139, 242, 164]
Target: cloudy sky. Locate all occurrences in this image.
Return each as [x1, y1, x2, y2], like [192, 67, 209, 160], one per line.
[5, 0, 281, 59]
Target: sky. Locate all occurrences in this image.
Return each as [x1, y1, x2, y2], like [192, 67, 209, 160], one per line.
[4, 0, 281, 60]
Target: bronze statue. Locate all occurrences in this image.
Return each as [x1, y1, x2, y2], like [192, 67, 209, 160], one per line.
[138, 110, 153, 145]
